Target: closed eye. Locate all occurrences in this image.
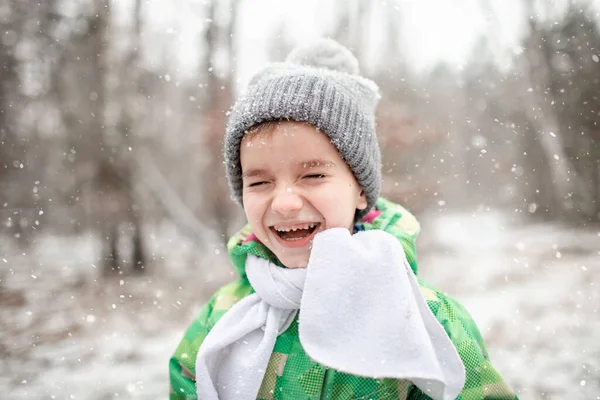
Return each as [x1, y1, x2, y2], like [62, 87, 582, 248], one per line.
[305, 174, 326, 179]
[248, 181, 268, 187]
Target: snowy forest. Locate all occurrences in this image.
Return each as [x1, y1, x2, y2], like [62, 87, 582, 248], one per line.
[1, 0, 599, 398]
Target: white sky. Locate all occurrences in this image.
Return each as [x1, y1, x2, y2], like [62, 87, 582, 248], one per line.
[131, 0, 555, 86]
[234, 0, 525, 84]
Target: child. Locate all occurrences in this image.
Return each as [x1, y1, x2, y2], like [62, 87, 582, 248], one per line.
[169, 39, 518, 400]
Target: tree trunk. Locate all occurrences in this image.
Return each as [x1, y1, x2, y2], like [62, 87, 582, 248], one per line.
[519, 2, 593, 219]
[103, 228, 121, 276]
[521, 123, 557, 218]
[520, 26, 588, 218]
[0, 2, 20, 202]
[131, 217, 146, 273]
[201, 0, 240, 244]
[87, 0, 121, 276]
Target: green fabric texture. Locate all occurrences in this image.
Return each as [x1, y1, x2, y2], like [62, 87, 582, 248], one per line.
[169, 198, 518, 399]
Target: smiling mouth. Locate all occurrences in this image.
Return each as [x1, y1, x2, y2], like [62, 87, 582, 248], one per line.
[270, 223, 320, 241]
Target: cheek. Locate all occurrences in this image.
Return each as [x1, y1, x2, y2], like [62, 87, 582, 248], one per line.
[306, 189, 336, 213]
[242, 195, 265, 228]
[312, 183, 359, 226]
[310, 193, 347, 221]
[314, 181, 360, 205]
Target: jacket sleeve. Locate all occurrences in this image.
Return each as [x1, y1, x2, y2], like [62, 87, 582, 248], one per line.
[169, 298, 214, 400]
[410, 286, 519, 400]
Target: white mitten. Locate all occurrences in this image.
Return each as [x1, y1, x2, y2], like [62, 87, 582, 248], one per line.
[298, 228, 465, 400]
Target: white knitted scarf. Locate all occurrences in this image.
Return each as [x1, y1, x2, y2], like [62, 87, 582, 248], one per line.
[195, 228, 465, 399]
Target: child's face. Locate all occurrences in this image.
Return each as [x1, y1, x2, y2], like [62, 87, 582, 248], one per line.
[240, 121, 367, 268]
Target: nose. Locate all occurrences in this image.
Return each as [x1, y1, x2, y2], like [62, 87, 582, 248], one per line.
[271, 186, 303, 215]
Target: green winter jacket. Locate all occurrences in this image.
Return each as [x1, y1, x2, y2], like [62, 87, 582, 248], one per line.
[169, 198, 518, 400]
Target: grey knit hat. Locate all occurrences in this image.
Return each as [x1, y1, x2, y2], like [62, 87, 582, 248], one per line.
[224, 38, 382, 221]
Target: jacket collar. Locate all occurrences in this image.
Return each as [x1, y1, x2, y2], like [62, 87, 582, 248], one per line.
[227, 198, 421, 280]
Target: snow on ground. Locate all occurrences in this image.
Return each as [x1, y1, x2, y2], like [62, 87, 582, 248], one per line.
[0, 226, 231, 400]
[417, 209, 600, 400]
[1, 211, 599, 399]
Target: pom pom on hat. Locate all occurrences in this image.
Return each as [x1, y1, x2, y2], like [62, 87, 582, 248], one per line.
[285, 38, 360, 75]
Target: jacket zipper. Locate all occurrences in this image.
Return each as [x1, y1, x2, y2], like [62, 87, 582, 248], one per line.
[320, 368, 334, 400]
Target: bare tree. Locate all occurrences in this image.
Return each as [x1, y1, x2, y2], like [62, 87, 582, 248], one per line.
[199, 0, 242, 243]
[513, 1, 591, 218]
[547, 4, 600, 221]
[113, 0, 146, 273]
[53, 0, 136, 275]
[0, 1, 20, 200]
[0, 0, 63, 244]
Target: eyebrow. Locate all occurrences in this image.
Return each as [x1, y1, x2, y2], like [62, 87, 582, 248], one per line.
[298, 159, 337, 169]
[241, 168, 268, 179]
[241, 159, 336, 179]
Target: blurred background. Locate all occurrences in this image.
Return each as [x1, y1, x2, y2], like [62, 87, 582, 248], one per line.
[1, 0, 599, 398]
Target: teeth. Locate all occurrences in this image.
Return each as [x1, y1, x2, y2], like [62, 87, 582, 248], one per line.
[274, 223, 317, 232]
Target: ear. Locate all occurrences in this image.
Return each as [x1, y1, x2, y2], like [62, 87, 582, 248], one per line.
[356, 190, 368, 211]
